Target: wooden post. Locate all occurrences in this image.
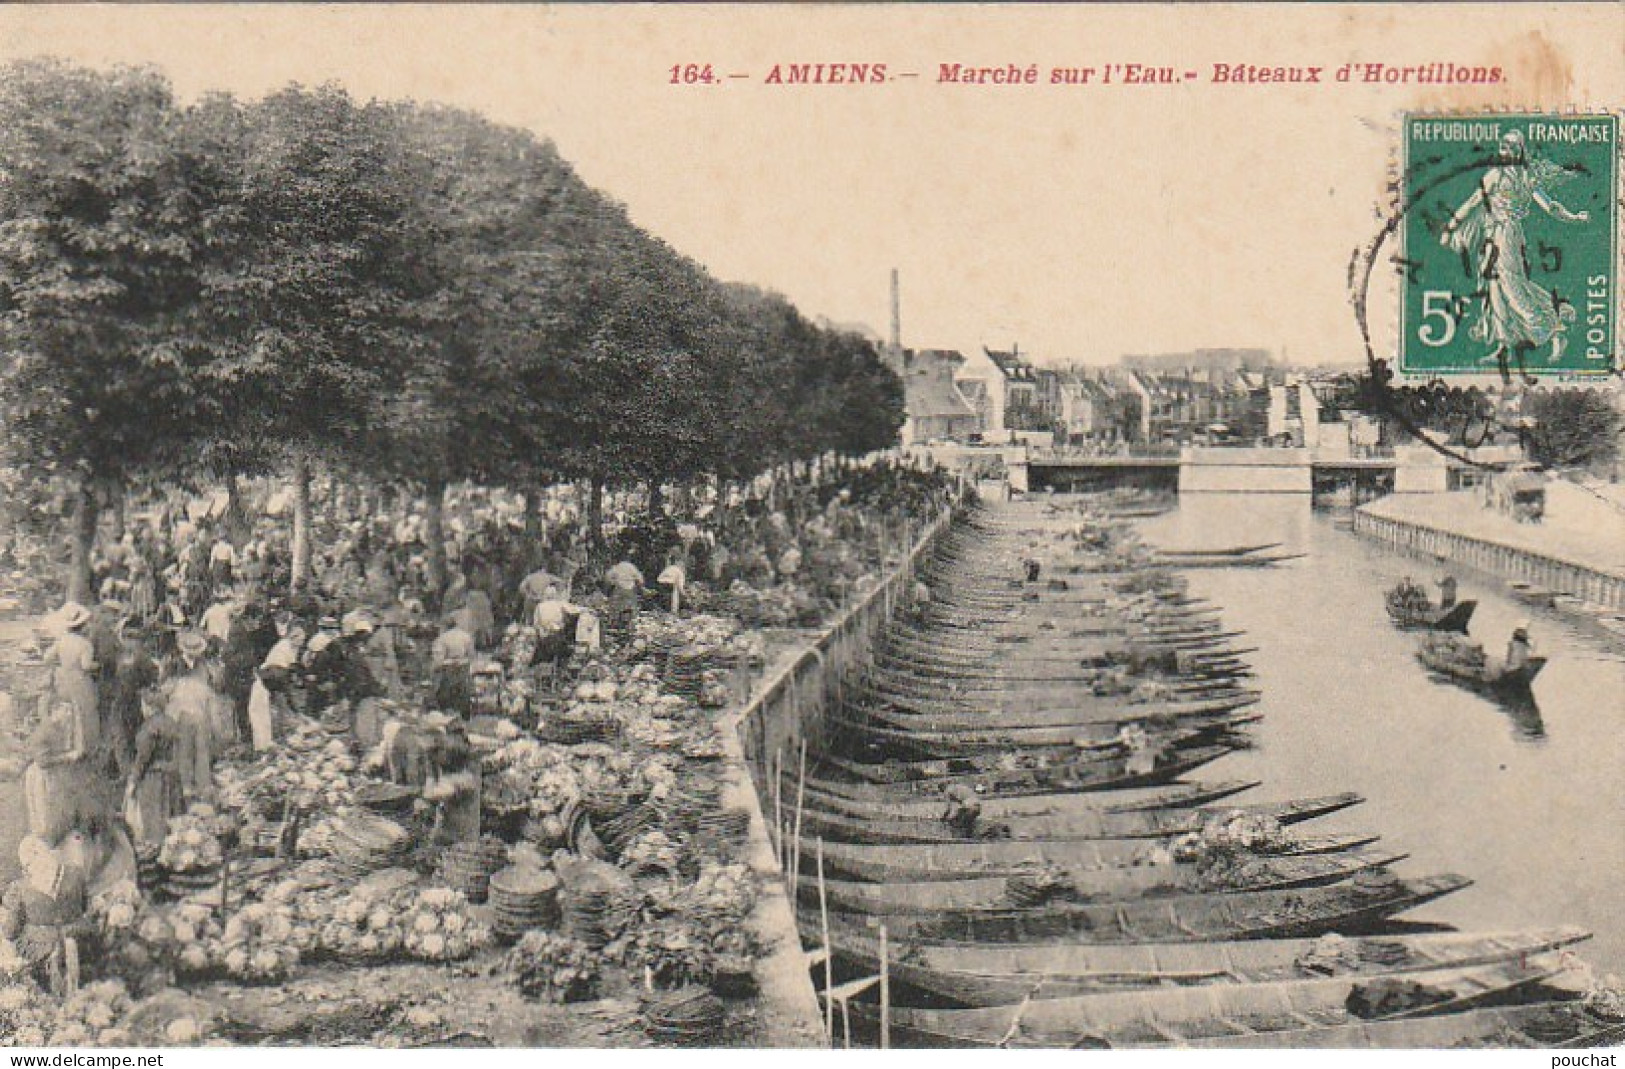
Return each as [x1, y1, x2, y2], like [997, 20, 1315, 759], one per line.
[817, 838, 834, 1044]
[790, 738, 808, 896]
[879, 923, 891, 1050]
[771, 747, 784, 867]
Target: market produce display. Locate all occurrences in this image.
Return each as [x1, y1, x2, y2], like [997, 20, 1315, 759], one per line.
[3, 980, 134, 1046]
[135, 902, 224, 979]
[216, 725, 361, 815]
[0, 420, 958, 1047]
[157, 810, 225, 877]
[506, 931, 599, 1004]
[399, 888, 492, 963]
[215, 904, 301, 983]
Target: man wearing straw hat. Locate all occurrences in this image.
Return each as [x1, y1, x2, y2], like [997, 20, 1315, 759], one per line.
[167, 631, 223, 800]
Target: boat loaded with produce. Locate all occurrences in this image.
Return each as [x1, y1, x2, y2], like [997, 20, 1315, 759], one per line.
[784, 493, 1622, 1049]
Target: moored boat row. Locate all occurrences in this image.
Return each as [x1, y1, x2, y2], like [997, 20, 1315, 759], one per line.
[785, 492, 1614, 1048]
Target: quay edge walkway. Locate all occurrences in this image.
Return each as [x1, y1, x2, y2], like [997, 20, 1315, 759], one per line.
[1356, 486, 1625, 610]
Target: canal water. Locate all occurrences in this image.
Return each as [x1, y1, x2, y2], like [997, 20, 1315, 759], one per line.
[1135, 494, 1625, 977]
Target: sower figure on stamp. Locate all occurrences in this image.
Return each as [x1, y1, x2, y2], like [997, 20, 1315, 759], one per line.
[1440, 130, 1590, 367]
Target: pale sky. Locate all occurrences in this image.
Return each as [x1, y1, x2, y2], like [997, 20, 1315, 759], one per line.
[0, 4, 1619, 366]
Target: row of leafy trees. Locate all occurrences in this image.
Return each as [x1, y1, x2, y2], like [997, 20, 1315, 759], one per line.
[0, 60, 904, 603]
[1327, 370, 1621, 472]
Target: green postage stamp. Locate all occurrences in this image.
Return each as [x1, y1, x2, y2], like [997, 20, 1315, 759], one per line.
[1400, 113, 1619, 378]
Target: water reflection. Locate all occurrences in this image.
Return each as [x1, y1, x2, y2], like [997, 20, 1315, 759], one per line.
[1130, 492, 1625, 976]
[1500, 697, 1546, 741]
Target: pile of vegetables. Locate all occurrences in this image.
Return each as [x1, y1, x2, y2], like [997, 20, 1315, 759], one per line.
[677, 861, 757, 926]
[572, 676, 621, 703]
[718, 581, 817, 628]
[217, 903, 301, 983]
[89, 880, 143, 935]
[1421, 633, 1488, 670]
[631, 614, 762, 666]
[506, 931, 599, 1003]
[1199, 811, 1288, 851]
[0, 976, 216, 1047]
[500, 675, 536, 720]
[136, 902, 224, 978]
[485, 739, 583, 840]
[311, 887, 408, 963]
[1584, 973, 1625, 1021]
[0, 981, 51, 1046]
[158, 811, 224, 874]
[400, 888, 491, 962]
[612, 916, 715, 988]
[498, 624, 541, 672]
[216, 728, 360, 814]
[1171, 811, 1290, 869]
[29, 980, 133, 1046]
[618, 830, 684, 878]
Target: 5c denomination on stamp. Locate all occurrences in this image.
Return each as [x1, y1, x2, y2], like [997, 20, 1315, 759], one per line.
[1400, 113, 1618, 378]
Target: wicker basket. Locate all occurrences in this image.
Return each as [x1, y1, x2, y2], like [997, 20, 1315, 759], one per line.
[439, 838, 510, 903]
[642, 986, 726, 1045]
[489, 865, 561, 941]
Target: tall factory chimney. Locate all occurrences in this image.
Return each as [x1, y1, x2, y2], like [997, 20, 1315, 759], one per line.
[889, 269, 902, 354]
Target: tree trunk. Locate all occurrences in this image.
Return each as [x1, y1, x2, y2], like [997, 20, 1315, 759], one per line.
[290, 453, 313, 594]
[587, 476, 605, 549]
[647, 480, 665, 522]
[108, 484, 127, 543]
[65, 478, 99, 606]
[523, 488, 543, 546]
[424, 478, 449, 601]
[224, 471, 253, 546]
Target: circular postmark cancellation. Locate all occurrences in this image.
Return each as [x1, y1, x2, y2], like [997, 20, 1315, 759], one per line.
[1349, 111, 1621, 467]
[1377, 113, 1620, 382]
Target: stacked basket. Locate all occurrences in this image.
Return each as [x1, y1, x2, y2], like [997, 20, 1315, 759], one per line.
[691, 807, 751, 844]
[328, 811, 413, 879]
[135, 845, 164, 895]
[164, 862, 221, 898]
[542, 708, 621, 745]
[559, 861, 641, 949]
[642, 987, 726, 1046]
[439, 837, 511, 903]
[488, 865, 561, 942]
[660, 647, 713, 703]
[645, 632, 684, 673]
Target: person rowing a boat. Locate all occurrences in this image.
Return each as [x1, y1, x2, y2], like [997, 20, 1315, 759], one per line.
[1436, 575, 1458, 611]
[1391, 575, 1428, 610]
[942, 784, 982, 836]
[1503, 624, 1534, 675]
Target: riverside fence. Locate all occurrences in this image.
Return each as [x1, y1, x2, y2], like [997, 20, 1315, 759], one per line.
[733, 504, 959, 836]
[1352, 508, 1625, 611]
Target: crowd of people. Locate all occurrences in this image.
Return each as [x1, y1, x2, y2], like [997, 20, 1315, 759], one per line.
[2, 457, 960, 997]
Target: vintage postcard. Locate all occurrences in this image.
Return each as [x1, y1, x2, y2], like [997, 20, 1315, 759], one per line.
[0, 2, 1620, 1057]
